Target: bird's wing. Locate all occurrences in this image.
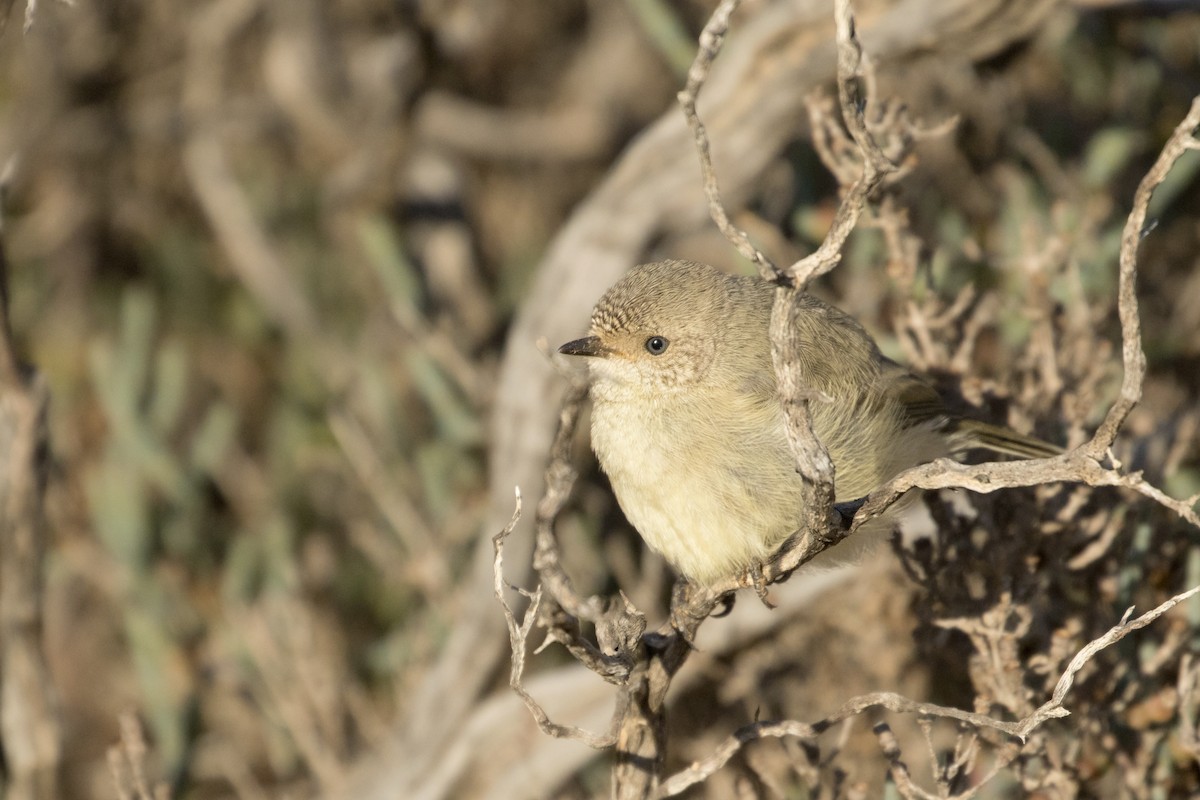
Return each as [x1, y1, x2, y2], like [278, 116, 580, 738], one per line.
[880, 361, 948, 430]
[880, 359, 1062, 458]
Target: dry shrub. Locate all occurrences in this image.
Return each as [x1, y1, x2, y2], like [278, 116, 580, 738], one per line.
[0, 1, 1196, 799]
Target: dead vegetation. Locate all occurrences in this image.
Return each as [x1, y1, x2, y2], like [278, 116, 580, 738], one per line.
[0, 0, 1198, 798]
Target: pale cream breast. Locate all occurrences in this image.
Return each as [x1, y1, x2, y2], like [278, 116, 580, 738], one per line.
[590, 381, 803, 584]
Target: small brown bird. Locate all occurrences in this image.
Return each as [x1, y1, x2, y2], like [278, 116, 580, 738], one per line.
[559, 260, 1058, 585]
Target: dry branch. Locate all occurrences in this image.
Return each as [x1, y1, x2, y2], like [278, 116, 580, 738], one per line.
[758, 0, 901, 584]
[676, 0, 771, 273]
[493, 489, 618, 749]
[843, 95, 1200, 535]
[678, 0, 970, 596]
[656, 584, 1200, 797]
[1087, 96, 1200, 458]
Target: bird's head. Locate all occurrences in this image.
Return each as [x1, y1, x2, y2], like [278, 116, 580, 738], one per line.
[559, 260, 761, 398]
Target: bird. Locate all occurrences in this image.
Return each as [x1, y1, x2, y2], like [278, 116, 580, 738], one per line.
[558, 259, 1059, 586]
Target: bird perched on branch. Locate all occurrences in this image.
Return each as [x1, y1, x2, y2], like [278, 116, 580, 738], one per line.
[559, 260, 1059, 586]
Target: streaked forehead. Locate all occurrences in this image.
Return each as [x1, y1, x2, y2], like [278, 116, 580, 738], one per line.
[591, 262, 724, 333]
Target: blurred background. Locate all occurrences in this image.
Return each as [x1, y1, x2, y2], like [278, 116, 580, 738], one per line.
[0, 0, 1198, 798]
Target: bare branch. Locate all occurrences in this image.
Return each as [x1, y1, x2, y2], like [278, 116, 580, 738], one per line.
[531, 383, 602, 622]
[676, 0, 932, 597]
[758, 0, 879, 591]
[828, 94, 1200, 540]
[873, 722, 935, 800]
[1026, 584, 1200, 737]
[780, 0, 897, 289]
[658, 583, 1200, 796]
[851, 452, 1200, 534]
[530, 382, 645, 682]
[677, 0, 774, 274]
[1085, 95, 1200, 458]
[493, 489, 618, 749]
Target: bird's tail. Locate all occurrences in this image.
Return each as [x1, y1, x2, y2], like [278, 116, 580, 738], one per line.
[949, 418, 1063, 460]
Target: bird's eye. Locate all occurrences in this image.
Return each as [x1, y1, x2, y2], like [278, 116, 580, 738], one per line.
[645, 336, 669, 355]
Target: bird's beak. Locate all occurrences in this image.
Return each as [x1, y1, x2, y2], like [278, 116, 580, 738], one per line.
[558, 336, 609, 358]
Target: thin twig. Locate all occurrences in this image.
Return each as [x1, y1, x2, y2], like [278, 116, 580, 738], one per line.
[677, 0, 774, 274]
[840, 94, 1200, 541]
[531, 382, 604, 622]
[493, 489, 618, 749]
[1086, 95, 1200, 458]
[1026, 585, 1200, 736]
[850, 452, 1200, 535]
[758, 0, 888, 593]
[657, 583, 1200, 796]
[781, 0, 895, 289]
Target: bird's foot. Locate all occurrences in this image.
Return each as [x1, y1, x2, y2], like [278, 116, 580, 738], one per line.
[668, 580, 735, 643]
